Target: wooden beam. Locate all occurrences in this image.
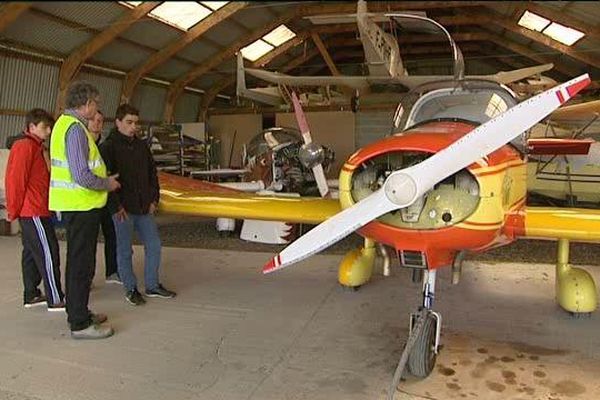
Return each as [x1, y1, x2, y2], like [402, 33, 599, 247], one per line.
[517, 2, 600, 42]
[198, 34, 310, 120]
[483, 31, 580, 77]
[463, 10, 600, 70]
[311, 33, 340, 76]
[55, 2, 160, 114]
[120, 2, 248, 103]
[164, 1, 492, 122]
[0, 2, 31, 32]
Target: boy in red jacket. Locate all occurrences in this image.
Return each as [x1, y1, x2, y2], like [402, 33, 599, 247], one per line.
[5, 108, 65, 311]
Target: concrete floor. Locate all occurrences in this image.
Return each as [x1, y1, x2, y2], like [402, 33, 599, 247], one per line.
[1, 236, 600, 400]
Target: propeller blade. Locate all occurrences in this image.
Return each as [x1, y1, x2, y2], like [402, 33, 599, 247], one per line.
[312, 164, 330, 197]
[264, 73, 590, 274]
[263, 188, 394, 273]
[291, 91, 330, 197]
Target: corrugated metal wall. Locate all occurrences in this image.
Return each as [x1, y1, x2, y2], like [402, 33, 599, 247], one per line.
[355, 110, 395, 149]
[76, 71, 122, 119]
[174, 92, 201, 123]
[0, 56, 59, 146]
[1, 53, 207, 147]
[130, 83, 166, 124]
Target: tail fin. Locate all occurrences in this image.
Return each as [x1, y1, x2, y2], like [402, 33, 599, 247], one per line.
[356, 0, 405, 77]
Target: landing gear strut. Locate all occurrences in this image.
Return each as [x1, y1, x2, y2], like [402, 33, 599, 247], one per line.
[387, 269, 442, 400]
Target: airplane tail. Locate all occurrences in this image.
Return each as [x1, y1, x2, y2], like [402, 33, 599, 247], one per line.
[236, 52, 284, 106]
[356, 0, 405, 77]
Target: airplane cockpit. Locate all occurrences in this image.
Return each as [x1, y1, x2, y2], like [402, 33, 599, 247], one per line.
[394, 80, 519, 131]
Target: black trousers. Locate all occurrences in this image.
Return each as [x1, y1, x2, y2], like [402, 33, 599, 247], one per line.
[90, 206, 118, 281]
[63, 209, 100, 331]
[19, 217, 64, 305]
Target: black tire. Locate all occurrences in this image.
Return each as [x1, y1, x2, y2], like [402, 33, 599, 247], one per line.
[407, 314, 437, 377]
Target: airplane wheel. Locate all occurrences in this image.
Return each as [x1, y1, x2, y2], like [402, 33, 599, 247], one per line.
[340, 284, 361, 292]
[408, 313, 437, 378]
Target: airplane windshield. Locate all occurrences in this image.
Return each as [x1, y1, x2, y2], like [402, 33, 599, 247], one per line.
[394, 80, 518, 131]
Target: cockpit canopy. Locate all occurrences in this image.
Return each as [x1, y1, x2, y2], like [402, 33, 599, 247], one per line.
[393, 79, 519, 131]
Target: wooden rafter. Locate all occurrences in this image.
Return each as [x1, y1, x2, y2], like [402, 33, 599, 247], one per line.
[0, 2, 31, 32]
[197, 34, 309, 120]
[311, 33, 340, 76]
[164, 1, 490, 122]
[120, 2, 248, 103]
[55, 2, 160, 114]
[462, 9, 600, 70]
[517, 2, 600, 42]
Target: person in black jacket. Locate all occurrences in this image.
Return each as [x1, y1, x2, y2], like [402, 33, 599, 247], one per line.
[88, 110, 120, 286]
[99, 104, 176, 306]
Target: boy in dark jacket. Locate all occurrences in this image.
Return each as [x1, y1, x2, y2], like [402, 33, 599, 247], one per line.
[99, 104, 175, 306]
[5, 108, 65, 310]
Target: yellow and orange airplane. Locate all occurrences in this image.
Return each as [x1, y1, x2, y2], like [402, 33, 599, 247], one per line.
[155, 14, 600, 390]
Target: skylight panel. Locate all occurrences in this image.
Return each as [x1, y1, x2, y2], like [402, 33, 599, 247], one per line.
[201, 1, 228, 11]
[241, 40, 275, 62]
[262, 25, 296, 46]
[518, 10, 550, 32]
[543, 22, 585, 46]
[150, 2, 213, 30]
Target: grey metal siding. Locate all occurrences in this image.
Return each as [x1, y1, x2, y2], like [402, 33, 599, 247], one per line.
[355, 111, 395, 149]
[76, 71, 123, 119]
[174, 92, 201, 123]
[0, 56, 59, 147]
[130, 83, 167, 123]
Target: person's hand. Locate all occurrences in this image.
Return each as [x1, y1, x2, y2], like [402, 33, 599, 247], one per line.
[148, 202, 157, 215]
[114, 207, 128, 222]
[107, 174, 121, 192]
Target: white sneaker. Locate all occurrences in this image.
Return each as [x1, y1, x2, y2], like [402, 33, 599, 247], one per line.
[106, 273, 122, 285]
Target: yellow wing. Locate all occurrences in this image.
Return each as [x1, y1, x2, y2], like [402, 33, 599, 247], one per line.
[157, 172, 340, 224]
[521, 206, 600, 241]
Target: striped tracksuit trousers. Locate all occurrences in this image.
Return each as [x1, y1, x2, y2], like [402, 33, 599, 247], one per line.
[19, 217, 64, 305]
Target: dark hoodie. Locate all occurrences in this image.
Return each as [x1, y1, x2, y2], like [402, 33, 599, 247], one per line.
[99, 128, 159, 215]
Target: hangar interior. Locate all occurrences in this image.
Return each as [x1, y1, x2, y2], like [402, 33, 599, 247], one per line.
[1, 1, 600, 399]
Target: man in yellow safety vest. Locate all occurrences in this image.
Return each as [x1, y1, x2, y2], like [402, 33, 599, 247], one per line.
[49, 81, 120, 340]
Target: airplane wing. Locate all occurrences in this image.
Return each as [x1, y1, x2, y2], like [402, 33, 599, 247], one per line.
[244, 64, 555, 92]
[548, 100, 600, 131]
[158, 172, 340, 224]
[516, 207, 600, 242]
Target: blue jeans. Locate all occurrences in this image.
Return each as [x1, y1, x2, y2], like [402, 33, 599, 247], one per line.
[112, 213, 161, 292]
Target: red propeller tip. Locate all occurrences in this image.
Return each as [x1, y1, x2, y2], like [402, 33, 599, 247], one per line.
[263, 255, 282, 274]
[263, 257, 277, 274]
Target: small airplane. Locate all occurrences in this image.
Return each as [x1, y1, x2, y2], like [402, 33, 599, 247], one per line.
[157, 12, 600, 396]
[236, 0, 554, 109]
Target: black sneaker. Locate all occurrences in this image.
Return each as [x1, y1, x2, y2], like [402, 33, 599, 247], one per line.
[125, 289, 146, 306]
[24, 295, 47, 309]
[145, 284, 176, 299]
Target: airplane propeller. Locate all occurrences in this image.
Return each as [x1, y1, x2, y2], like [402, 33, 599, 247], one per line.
[264, 73, 591, 274]
[290, 91, 331, 198]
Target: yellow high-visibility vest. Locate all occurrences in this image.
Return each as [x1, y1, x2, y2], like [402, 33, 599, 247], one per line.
[49, 114, 107, 211]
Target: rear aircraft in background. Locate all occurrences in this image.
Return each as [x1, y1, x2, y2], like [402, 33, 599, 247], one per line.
[236, 0, 554, 108]
[156, 11, 600, 397]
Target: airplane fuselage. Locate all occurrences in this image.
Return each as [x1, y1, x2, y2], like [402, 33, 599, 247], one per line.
[339, 120, 527, 269]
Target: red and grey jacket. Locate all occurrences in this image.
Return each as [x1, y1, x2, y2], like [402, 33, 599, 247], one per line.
[5, 133, 51, 220]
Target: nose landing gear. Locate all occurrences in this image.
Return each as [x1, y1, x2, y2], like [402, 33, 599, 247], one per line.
[387, 269, 442, 400]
